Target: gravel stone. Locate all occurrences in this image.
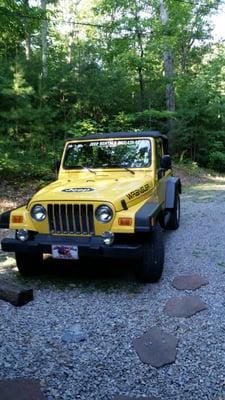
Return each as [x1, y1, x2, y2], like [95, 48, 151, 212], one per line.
[1, 186, 225, 399]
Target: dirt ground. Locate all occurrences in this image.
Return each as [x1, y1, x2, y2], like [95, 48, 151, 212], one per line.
[1, 170, 225, 399]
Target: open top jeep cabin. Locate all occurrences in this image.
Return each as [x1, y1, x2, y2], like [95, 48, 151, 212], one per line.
[0, 131, 181, 282]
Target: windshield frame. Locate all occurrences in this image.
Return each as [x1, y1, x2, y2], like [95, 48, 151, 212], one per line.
[62, 138, 152, 171]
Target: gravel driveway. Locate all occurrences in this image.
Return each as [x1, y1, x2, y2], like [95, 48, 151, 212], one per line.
[1, 182, 225, 400]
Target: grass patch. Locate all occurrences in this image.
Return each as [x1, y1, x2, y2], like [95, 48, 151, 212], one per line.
[183, 183, 225, 202]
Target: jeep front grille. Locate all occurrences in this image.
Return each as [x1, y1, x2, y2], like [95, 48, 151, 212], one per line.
[47, 204, 95, 235]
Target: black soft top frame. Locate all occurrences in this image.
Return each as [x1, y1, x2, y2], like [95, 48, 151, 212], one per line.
[66, 131, 169, 153]
[67, 131, 167, 141]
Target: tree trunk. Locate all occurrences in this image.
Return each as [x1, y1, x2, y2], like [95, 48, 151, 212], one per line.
[159, 0, 175, 120]
[41, 0, 48, 78]
[134, 0, 145, 111]
[136, 32, 145, 111]
[24, 0, 31, 60]
[164, 50, 175, 112]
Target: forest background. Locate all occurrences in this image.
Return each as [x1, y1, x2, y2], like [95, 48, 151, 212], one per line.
[0, 0, 225, 180]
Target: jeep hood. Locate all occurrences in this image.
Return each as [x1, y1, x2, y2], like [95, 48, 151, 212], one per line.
[30, 176, 154, 211]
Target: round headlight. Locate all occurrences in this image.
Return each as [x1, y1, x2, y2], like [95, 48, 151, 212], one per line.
[95, 205, 113, 223]
[31, 204, 46, 221]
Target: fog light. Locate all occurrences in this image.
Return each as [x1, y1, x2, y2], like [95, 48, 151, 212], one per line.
[16, 229, 29, 242]
[102, 231, 114, 246]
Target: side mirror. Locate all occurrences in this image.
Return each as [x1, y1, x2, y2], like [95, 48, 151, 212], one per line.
[54, 160, 61, 173]
[160, 155, 171, 170]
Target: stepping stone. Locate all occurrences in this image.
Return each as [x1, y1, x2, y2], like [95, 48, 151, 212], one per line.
[172, 274, 209, 291]
[164, 295, 208, 317]
[0, 280, 33, 306]
[133, 327, 178, 368]
[0, 379, 46, 400]
[114, 397, 159, 400]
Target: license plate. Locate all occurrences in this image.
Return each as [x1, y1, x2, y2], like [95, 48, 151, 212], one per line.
[52, 245, 79, 260]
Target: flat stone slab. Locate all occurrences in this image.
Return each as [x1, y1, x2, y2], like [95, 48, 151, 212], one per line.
[164, 295, 208, 317]
[172, 274, 209, 291]
[0, 279, 33, 306]
[114, 397, 159, 400]
[0, 379, 46, 400]
[133, 327, 178, 368]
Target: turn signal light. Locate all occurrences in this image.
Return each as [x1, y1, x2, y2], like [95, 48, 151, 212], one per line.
[12, 215, 23, 223]
[118, 217, 132, 226]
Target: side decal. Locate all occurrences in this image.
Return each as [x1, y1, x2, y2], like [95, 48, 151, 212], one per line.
[127, 184, 150, 200]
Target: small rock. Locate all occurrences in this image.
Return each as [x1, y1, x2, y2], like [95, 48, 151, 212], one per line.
[61, 324, 87, 343]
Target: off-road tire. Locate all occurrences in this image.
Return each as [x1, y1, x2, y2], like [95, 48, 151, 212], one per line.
[15, 252, 43, 276]
[165, 191, 180, 230]
[136, 222, 164, 283]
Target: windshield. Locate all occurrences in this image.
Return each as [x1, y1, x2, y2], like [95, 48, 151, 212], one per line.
[63, 139, 151, 169]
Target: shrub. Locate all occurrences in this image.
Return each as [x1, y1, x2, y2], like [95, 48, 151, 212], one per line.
[209, 151, 225, 172]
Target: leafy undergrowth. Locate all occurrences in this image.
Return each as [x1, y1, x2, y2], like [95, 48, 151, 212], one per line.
[0, 179, 51, 213]
[173, 162, 225, 188]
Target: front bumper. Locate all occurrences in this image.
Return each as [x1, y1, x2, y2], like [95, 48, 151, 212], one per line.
[1, 234, 143, 259]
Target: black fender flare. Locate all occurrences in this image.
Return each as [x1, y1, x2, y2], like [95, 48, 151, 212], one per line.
[165, 177, 181, 210]
[0, 210, 11, 229]
[0, 205, 25, 229]
[135, 202, 162, 232]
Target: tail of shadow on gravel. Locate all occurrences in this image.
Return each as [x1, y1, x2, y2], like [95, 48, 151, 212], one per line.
[23, 256, 144, 293]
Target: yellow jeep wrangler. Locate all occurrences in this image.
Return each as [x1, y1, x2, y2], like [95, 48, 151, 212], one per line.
[0, 131, 181, 282]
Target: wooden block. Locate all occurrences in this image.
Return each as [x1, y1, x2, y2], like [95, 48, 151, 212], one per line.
[0, 279, 33, 306]
[114, 397, 159, 400]
[0, 379, 46, 400]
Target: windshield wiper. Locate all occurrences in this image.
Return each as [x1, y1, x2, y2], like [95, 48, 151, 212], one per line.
[75, 165, 96, 175]
[83, 166, 96, 175]
[103, 163, 135, 175]
[122, 167, 135, 175]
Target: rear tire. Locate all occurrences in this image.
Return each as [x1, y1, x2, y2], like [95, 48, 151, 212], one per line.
[136, 223, 164, 283]
[15, 252, 43, 276]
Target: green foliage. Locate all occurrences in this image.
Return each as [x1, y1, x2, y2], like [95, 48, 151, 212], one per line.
[172, 45, 225, 167]
[0, 0, 224, 180]
[209, 151, 225, 172]
[175, 158, 200, 175]
[68, 119, 100, 136]
[0, 138, 55, 179]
